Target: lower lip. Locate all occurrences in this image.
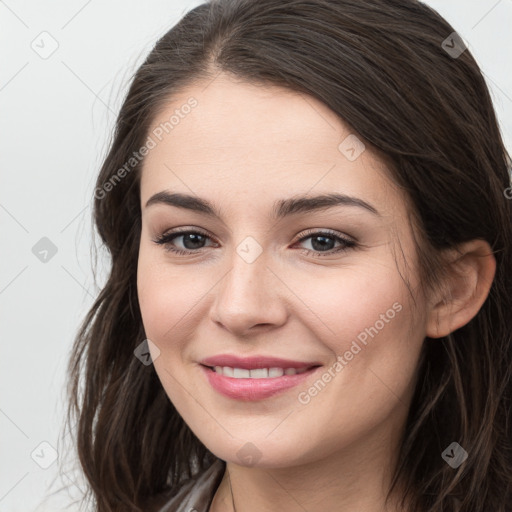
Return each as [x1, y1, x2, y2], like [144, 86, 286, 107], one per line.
[200, 365, 321, 401]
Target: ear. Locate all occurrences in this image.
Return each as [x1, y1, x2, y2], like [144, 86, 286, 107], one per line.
[426, 239, 496, 339]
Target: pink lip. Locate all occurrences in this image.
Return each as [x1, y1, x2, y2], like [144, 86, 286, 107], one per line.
[200, 354, 321, 370]
[199, 364, 322, 401]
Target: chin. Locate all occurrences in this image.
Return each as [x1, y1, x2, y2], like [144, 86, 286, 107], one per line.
[204, 437, 309, 469]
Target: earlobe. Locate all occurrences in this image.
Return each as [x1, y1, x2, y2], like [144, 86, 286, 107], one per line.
[425, 239, 496, 339]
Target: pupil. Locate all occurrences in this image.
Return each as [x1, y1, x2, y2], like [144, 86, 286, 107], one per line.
[181, 234, 335, 251]
[183, 233, 205, 249]
[311, 235, 334, 251]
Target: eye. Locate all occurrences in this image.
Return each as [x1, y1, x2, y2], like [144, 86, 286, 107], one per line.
[152, 228, 217, 255]
[293, 229, 357, 258]
[152, 227, 357, 257]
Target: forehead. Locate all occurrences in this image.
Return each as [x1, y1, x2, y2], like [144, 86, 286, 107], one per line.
[140, 74, 403, 219]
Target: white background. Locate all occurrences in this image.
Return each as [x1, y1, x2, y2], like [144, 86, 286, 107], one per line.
[1, 1, 511, 510]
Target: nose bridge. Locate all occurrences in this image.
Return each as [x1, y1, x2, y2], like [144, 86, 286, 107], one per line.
[210, 235, 286, 332]
[218, 238, 270, 308]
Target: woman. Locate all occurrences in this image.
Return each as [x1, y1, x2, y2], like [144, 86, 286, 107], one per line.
[65, 0, 512, 511]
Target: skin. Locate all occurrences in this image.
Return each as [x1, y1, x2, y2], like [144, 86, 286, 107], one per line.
[136, 72, 496, 512]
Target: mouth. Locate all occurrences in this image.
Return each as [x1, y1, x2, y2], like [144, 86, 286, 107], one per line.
[201, 364, 318, 377]
[199, 363, 323, 401]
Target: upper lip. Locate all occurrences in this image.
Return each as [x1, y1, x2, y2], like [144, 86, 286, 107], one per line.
[200, 354, 322, 370]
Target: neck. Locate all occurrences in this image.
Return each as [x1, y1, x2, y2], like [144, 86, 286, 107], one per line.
[210, 416, 411, 512]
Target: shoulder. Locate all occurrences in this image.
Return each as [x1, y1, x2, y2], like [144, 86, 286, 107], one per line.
[156, 459, 226, 512]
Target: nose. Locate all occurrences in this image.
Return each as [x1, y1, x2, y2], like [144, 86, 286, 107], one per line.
[209, 246, 289, 336]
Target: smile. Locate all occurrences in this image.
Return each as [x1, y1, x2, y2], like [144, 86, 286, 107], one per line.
[210, 366, 310, 378]
[200, 364, 322, 401]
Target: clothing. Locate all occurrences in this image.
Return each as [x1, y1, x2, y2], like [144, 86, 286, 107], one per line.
[157, 459, 226, 512]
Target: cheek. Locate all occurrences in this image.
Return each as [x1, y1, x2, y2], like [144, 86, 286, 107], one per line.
[137, 254, 203, 407]
[138, 267, 199, 346]
[137, 244, 197, 345]
[288, 263, 411, 350]
[137, 246, 226, 370]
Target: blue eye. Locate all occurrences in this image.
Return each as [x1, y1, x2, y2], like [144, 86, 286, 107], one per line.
[152, 228, 357, 257]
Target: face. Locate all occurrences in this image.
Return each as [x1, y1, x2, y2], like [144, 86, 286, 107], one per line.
[137, 73, 429, 469]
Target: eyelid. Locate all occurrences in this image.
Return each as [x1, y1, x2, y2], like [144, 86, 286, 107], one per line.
[294, 227, 356, 244]
[159, 226, 213, 239]
[152, 225, 358, 258]
[155, 226, 355, 243]
[152, 226, 219, 248]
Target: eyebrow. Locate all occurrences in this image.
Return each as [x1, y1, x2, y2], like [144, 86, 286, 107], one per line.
[145, 191, 380, 219]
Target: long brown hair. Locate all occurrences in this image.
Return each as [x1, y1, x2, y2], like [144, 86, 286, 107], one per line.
[64, 0, 512, 510]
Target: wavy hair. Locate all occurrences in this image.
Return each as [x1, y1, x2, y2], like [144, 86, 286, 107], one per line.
[65, 0, 512, 510]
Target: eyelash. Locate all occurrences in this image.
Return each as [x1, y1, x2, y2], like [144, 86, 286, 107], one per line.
[152, 227, 357, 258]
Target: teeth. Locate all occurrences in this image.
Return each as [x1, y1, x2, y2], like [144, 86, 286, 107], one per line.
[249, 368, 268, 378]
[222, 366, 234, 377]
[233, 368, 250, 378]
[268, 367, 284, 377]
[212, 366, 310, 378]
